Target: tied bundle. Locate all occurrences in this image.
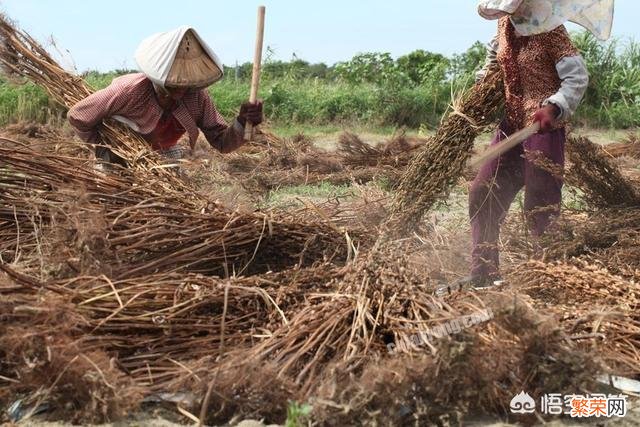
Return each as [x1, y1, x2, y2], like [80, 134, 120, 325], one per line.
[566, 136, 640, 209]
[385, 67, 504, 235]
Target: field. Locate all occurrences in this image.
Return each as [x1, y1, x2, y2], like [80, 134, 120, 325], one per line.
[2, 16, 640, 427]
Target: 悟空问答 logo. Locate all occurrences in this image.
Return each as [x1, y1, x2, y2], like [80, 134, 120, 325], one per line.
[510, 391, 536, 414]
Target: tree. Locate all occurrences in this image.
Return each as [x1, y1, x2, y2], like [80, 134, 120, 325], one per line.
[334, 52, 396, 85]
[396, 50, 449, 85]
[449, 41, 487, 79]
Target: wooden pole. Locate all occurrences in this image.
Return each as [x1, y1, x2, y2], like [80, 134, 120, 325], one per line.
[468, 122, 540, 169]
[244, 6, 266, 141]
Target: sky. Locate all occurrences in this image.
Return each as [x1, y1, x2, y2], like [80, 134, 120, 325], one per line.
[1, 1, 638, 72]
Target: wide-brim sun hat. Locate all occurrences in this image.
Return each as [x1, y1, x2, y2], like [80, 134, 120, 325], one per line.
[477, 0, 615, 40]
[135, 26, 224, 89]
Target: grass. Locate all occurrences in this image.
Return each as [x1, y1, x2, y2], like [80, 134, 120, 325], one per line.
[207, 78, 451, 128]
[285, 401, 312, 427]
[262, 182, 354, 209]
[563, 187, 589, 211]
[0, 80, 58, 126]
[2, 74, 635, 133]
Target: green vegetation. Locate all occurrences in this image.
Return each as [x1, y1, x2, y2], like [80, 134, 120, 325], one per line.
[0, 79, 58, 125]
[285, 401, 312, 427]
[0, 32, 638, 129]
[572, 32, 640, 128]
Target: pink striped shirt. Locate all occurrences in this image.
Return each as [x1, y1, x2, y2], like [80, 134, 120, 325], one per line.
[68, 73, 245, 153]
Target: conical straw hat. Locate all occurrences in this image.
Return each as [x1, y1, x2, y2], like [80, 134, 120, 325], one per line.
[166, 29, 222, 88]
[135, 26, 224, 89]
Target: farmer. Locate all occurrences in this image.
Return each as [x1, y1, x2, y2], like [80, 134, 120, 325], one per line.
[68, 27, 262, 165]
[462, 0, 614, 289]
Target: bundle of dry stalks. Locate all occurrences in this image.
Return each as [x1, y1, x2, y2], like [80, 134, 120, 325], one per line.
[566, 136, 640, 208]
[0, 15, 168, 171]
[0, 140, 348, 279]
[386, 67, 504, 235]
[208, 242, 437, 393]
[0, 263, 340, 384]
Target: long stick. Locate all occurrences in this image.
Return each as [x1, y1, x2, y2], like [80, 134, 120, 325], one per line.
[468, 122, 540, 169]
[244, 6, 266, 141]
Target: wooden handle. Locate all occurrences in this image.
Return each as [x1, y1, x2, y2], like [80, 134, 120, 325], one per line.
[469, 122, 540, 169]
[244, 6, 266, 141]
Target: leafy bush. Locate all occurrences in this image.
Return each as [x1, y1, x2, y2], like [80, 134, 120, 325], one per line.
[572, 32, 640, 128]
[0, 31, 637, 129]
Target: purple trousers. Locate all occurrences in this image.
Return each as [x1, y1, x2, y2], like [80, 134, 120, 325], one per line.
[469, 124, 565, 278]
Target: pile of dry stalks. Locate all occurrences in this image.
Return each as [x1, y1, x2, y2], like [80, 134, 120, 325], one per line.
[509, 258, 640, 378]
[0, 139, 349, 280]
[337, 131, 426, 169]
[208, 131, 426, 194]
[603, 132, 640, 159]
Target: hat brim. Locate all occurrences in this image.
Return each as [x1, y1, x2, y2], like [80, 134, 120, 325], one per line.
[135, 26, 224, 89]
[165, 29, 223, 88]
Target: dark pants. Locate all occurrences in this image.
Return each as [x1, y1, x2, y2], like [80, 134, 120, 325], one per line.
[469, 124, 565, 278]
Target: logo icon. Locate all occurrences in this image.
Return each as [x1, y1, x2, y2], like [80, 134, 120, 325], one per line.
[510, 391, 536, 414]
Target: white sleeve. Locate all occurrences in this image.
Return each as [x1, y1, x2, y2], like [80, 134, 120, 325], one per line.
[543, 55, 589, 120]
[475, 36, 499, 82]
